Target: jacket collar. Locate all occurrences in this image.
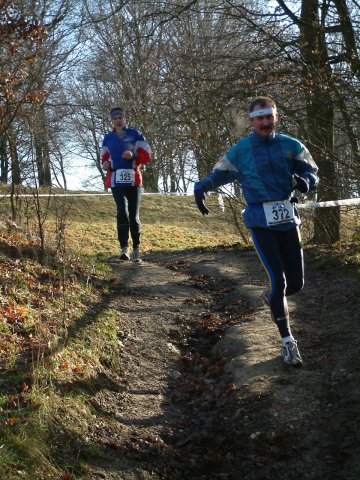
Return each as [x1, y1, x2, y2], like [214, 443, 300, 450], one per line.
[251, 131, 276, 144]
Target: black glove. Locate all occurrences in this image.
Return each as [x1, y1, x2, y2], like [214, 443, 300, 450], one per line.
[194, 182, 210, 215]
[294, 174, 309, 194]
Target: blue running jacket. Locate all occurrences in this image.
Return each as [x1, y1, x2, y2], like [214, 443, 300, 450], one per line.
[198, 131, 319, 231]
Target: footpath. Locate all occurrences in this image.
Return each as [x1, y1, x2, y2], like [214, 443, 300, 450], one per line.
[86, 245, 360, 480]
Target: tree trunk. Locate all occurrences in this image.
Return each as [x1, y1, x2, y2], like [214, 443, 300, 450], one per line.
[34, 107, 52, 187]
[142, 160, 159, 193]
[35, 133, 51, 186]
[0, 133, 8, 183]
[300, 0, 340, 244]
[169, 156, 177, 193]
[7, 132, 21, 186]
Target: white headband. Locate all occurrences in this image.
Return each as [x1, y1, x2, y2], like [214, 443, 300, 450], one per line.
[249, 108, 276, 118]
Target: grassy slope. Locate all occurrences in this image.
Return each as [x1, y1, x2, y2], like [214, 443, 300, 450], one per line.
[0, 192, 241, 479]
[0, 191, 358, 478]
[60, 193, 241, 255]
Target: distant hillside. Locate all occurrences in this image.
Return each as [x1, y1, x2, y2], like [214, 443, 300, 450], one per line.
[0, 190, 242, 257]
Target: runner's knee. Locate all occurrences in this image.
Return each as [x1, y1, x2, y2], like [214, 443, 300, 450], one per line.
[286, 278, 304, 296]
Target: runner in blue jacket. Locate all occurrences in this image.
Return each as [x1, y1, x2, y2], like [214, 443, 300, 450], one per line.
[194, 96, 319, 366]
[101, 107, 151, 262]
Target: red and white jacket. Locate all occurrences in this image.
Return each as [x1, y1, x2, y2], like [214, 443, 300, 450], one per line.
[101, 127, 151, 189]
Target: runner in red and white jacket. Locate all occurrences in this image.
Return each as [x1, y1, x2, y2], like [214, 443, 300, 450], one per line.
[101, 107, 152, 262]
[101, 117, 151, 189]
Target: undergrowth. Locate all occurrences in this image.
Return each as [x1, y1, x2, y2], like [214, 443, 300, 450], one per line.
[0, 192, 358, 479]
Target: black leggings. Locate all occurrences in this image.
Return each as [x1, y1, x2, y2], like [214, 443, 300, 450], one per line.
[252, 227, 304, 328]
[111, 186, 142, 249]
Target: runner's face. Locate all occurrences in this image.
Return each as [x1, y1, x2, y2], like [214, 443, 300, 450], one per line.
[250, 104, 278, 137]
[112, 115, 126, 130]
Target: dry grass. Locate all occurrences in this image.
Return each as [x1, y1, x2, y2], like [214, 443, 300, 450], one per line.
[0, 188, 358, 479]
[0, 190, 242, 479]
[20, 192, 241, 256]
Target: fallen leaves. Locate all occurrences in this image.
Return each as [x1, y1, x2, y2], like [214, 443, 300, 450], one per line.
[73, 365, 84, 374]
[61, 474, 75, 480]
[1, 304, 28, 324]
[7, 417, 18, 426]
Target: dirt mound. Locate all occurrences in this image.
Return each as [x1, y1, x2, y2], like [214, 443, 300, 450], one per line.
[86, 246, 360, 480]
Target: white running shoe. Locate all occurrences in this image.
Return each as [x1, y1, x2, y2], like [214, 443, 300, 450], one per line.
[132, 248, 142, 263]
[282, 340, 303, 367]
[120, 248, 130, 261]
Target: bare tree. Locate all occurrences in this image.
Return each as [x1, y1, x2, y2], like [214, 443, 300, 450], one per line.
[278, 0, 360, 243]
[221, 0, 359, 243]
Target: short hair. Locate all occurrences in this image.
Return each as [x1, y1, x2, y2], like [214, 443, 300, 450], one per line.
[249, 97, 277, 113]
[110, 107, 125, 118]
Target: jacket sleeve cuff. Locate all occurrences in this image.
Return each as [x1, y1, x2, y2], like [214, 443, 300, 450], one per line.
[201, 178, 215, 192]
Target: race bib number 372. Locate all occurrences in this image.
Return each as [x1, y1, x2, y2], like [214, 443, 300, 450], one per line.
[115, 169, 135, 184]
[263, 200, 295, 226]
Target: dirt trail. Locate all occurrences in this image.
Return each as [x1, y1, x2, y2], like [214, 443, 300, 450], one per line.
[86, 246, 360, 480]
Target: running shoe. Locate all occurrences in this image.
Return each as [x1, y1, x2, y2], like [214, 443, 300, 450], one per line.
[282, 340, 303, 367]
[120, 248, 130, 261]
[132, 248, 142, 263]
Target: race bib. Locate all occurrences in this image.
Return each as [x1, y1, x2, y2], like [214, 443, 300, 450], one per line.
[263, 200, 295, 226]
[115, 169, 135, 184]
